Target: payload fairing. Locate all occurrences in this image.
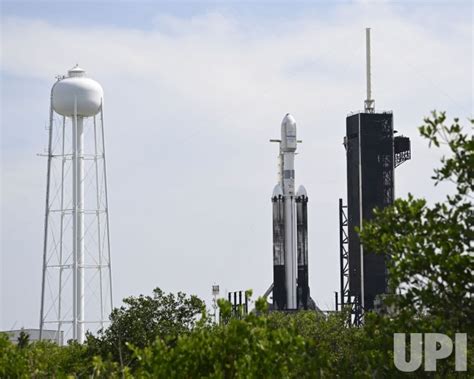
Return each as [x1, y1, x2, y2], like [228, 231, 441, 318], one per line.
[271, 114, 313, 310]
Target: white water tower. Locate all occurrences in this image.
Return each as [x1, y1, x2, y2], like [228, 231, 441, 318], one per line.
[39, 65, 113, 343]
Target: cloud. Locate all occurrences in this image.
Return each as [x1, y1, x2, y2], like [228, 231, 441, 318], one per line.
[1, 3, 472, 332]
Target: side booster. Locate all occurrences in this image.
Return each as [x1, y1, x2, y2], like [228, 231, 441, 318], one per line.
[271, 114, 311, 310]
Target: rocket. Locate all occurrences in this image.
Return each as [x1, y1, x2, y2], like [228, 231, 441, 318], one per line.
[271, 114, 311, 310]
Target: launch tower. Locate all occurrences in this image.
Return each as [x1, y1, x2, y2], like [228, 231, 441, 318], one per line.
[340, 29, 411, 324]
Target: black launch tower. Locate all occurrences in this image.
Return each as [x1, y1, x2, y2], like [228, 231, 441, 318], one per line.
[339, 29, 411, 324]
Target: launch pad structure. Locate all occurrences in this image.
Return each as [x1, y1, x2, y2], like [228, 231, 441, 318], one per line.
[338, 29, 411, 325]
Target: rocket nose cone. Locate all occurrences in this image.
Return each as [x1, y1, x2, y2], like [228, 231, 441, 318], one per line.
[281, 113, 297, 151]
[296, 185, 307, 197]
[281, 113, 296, 128]
[272, 184, 284, 197]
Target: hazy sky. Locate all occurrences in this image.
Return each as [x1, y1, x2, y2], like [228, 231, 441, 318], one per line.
[1, 0, 472, 332]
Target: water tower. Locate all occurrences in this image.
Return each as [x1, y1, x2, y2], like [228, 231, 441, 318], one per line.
[39, 65, 113, 343]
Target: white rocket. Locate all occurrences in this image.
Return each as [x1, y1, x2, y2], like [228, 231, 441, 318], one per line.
[271, 114, 311, 310]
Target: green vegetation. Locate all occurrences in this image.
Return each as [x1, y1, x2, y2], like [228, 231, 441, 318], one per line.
[86, 288, 205, 368]
[1, 112, 472, 377]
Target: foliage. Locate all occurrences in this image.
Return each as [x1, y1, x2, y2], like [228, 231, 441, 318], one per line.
[87, 287, 205, 367]
[16, 330, 29, 349]
[0, 333, 100, 378]
[132, 309, 321, 378]
[130, 302, 470, 378]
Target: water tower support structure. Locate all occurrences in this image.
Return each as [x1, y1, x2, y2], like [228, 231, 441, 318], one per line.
[39, 66, 113, 344]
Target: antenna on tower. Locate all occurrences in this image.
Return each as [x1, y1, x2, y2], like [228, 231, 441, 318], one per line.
[364, 27, 375, 113]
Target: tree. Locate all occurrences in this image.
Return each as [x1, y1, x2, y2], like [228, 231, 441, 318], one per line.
[16, 330, 29, 349]
[0, 332, 103, 377]
[360, 111, 473, 331]
[131, 297, 325, 378]
[88, 287, 205, 367]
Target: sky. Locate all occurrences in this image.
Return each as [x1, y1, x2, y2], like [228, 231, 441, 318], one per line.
[1, 0, 472, 334]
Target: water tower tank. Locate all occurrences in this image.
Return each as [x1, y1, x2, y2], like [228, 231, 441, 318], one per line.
[52, 65, 103, 117]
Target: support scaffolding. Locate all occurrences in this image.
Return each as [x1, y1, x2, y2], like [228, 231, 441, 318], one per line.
[39, 99, 113, 343]
[338, 199, 362, 326]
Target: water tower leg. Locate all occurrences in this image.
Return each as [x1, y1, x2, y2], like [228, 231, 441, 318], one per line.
[77, 116, 85, 343]
[72, 113, 85, 343]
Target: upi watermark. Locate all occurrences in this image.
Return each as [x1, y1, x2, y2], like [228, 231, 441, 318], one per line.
[394, 333, 467, 372]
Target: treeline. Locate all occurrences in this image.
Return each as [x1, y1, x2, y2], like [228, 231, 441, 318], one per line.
[1, 301, 472, 377]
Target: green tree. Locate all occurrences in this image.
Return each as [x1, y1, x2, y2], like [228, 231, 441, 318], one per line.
[16, 330, 29, 349]
[131, 297, 325, 378]
[0, 333, 28, 377]
[131, 299, 409, 378]
[0, 333, 105, 378]
[88, 287, 205, 367]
